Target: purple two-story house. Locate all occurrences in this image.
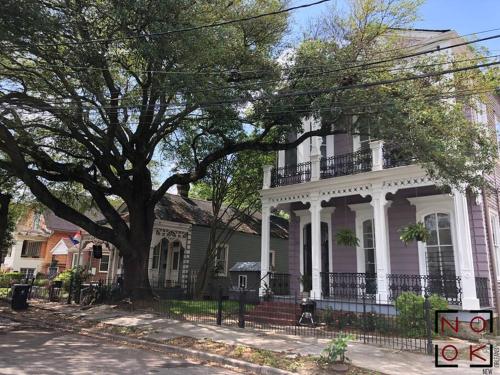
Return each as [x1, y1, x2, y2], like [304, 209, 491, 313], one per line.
[258, 29, 500, 311]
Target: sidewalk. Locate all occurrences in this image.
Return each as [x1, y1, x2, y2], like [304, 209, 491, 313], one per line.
[32, 302, 494, 375]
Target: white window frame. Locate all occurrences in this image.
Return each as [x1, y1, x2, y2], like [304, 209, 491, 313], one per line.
[214, 243, 229, 277]
[152, 242, 161, 269]
[408, 195, 458, 278]
[490, 213, 500, 280]
[99, 254, 110, 273]
[21, 240, 43, 258]
[71, 253, 79, 268]
[20, 268, 35, 279]
[238, 274, 248, 289]
[269, 250, 276, 271]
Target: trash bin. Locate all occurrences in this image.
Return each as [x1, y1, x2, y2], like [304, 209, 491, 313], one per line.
[11, 284, 30, 310]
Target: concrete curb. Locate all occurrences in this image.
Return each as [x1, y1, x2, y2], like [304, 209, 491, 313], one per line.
[0, 311, 294, 375]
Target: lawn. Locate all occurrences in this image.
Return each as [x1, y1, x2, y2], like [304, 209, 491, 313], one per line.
[156, 299, 251, 316]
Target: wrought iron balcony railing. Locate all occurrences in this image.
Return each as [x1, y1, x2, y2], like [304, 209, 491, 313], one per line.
[387, 274, 462, 305]
[320, 148, 372, 179]
[264, 141, 417, 189]
[270, 161, 311, 187]
[269, 273, 291, 296]
[320, 272, 377, 300]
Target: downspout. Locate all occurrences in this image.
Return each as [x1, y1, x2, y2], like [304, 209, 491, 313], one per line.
[482, 186, 500, 333]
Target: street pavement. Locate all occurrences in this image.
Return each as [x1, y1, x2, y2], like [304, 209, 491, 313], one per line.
[0, 325, 239, 375]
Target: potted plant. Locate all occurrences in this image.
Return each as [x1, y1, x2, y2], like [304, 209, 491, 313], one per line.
[300, 274, 312, 298]
[318, 333, 354, 373]
[335, 229, 359, 247]
[399, 222, 431, 244]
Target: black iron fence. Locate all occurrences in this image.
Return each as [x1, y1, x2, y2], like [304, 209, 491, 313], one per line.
[143, 289, 433, 354]
[270, 161, 311, 187]
[387, 274, 462, 305]
[475, 277, 491, 307]
[320, 272, 377, 300]
[269, 273, 290, 296]
[320, 148, 372, 179]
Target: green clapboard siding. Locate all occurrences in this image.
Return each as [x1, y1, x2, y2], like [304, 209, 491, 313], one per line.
[189, 225, 288, 296]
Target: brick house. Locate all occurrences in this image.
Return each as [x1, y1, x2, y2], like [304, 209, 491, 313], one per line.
[258, 29, 500, 311]
[1, 209, 79, 277]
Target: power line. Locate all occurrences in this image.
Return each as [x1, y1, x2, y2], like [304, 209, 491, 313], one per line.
[6, 86, 494, 116]
[4, 28, 500, 77]
[3, 44, 498, 103]
[17, 0, 333, 47]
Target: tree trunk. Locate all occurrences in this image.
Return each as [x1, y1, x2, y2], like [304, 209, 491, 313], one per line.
[0, 193, 12, 264]
[122, 251, 152, 300]
[122, 197, 155, 300]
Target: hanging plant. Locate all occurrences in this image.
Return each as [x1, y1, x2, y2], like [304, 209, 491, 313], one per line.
[336, 229, 359, 247]
[399, 222, 431, 244]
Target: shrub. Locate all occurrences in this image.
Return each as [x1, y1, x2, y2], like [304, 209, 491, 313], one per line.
[33, 278, 50, 287]
[320, 333, 354, 364]
[395, 292, 448, 337]
[0, 272, 22, 288]
[320, 308, 358, 330]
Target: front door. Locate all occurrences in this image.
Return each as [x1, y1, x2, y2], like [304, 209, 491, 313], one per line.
[166, 242, 181, 287]
[158, 238, 169, 287]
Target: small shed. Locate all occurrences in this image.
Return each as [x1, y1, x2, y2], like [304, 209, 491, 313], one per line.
[228, 262, 261, 303]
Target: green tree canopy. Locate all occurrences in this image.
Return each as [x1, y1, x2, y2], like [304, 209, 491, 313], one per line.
[0, 0, 497, 295]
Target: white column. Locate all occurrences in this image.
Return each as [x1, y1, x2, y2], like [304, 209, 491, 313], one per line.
[452, 188, 480, 309]
[309, 196, 323, 299]
[310, 153, 321, 181]
[310, 137, 321, 182]
[262, 165, 272, 189]
[369, 140, 384, 171]
[370, 188, 390, 303]
[259, 204, 271, 296]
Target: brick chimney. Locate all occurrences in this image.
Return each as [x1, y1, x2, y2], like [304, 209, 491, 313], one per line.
[176, 184, 190, 198]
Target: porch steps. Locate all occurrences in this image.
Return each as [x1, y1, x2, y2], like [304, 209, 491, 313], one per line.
[245, 301, 301, 326]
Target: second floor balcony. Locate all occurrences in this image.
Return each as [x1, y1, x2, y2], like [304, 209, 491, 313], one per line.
[265, 140, 416, 189]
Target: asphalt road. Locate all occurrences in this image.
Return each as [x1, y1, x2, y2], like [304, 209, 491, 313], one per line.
[0, 324, 240, 375]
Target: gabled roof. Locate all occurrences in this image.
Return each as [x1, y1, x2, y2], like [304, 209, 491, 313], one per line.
[44, 210, 79, 233]
[50, 238, 75, 255]
[151, 194, 288, 239]
[230, 262, 261, 272]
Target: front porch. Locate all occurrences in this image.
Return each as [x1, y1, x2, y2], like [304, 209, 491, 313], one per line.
[259, 152, 493, 310]
[266, 271, 490, 308]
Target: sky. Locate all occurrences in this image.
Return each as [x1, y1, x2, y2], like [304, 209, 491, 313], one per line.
[292, 0, 500, 52]
[164, 0, 500, 189]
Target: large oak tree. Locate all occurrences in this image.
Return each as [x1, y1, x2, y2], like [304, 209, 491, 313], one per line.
[0, 0, 497, 297]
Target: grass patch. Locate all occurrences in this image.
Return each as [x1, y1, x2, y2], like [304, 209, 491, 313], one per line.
[157, 299, 253, 316]
[0, 288, 10, 298]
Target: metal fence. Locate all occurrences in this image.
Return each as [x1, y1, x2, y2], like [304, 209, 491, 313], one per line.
[320, 148, 372, 179]
[144, 288, 434, 354]
[387, 274, 462, 306]
[270, 161, 311, 187]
